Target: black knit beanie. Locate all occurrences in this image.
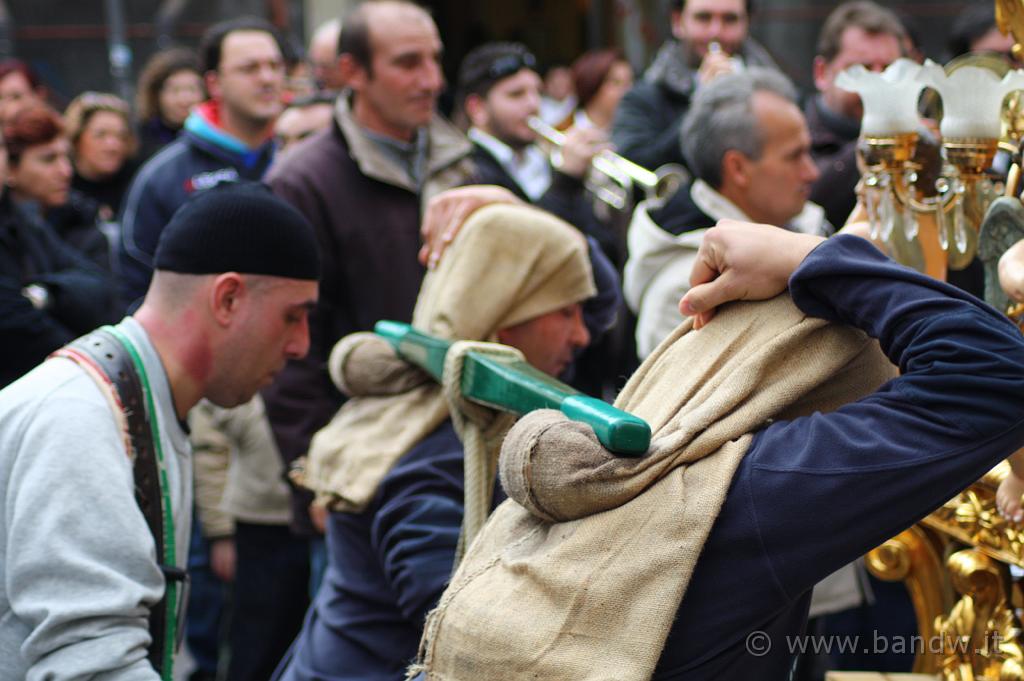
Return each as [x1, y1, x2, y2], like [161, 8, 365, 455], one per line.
[154, 181, 321, 281]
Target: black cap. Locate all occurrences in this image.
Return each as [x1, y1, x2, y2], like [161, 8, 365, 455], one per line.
[456, 42, 537, 102]
[154, 181, 320, 281]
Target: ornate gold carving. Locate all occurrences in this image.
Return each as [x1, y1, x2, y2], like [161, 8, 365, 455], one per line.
[996, 0, 1024, 63]
[867, 526, 952, 674]
[924, 462, 1024, 569]
[934, 549, 1024, 680]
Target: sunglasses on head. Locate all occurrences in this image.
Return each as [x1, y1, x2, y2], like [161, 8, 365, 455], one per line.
[486, 52, 537, 81]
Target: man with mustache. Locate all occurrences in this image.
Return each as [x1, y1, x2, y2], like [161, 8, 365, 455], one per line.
[612, 0, 779, 171]
[263, 0, 475, 558]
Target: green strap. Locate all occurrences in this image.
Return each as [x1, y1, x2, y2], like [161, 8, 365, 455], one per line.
[374, 321, 651, 456]
[103, 325, 177, 681]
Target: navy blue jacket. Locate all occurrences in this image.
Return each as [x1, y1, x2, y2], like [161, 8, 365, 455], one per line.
[275, 421, 478, 681]
[290, 235, 1024, 680]
[653, 235, 1024, 678]
[117, 109, 275, 306]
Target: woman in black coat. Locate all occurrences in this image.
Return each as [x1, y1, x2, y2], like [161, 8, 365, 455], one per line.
[0, 184, 117, 388]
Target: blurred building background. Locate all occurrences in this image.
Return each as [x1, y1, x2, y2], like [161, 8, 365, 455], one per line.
[1, 0, 988, 108]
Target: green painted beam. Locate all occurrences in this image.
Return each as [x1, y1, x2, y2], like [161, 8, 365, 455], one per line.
[374, 321, 650, 457]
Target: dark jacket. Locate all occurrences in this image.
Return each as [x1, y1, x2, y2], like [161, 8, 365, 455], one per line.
[274, 420, 499, 681]
[467, 141, 621, 330]
[264, 97, 475, 536]
[805, 94, 861, 230]
[469, 142, 622, 263]
[648, 178, 717, 236]
[653, 235, 1024, 678]
[0, 190, 116, 388]
[137, 117, 181, 164]
[38, 189, 110, 273]
[612, 38, 779, 171]
[72, 160, 139, 221]
[117, 102, 276, 306]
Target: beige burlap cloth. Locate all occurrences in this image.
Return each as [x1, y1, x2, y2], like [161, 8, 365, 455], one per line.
[411, 294, 898, 681]
[303, 203, 595, 514]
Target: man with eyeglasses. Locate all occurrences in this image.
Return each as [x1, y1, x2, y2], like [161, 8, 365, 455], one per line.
[118, 17, 286, 309]
[612, 0, 780, 172]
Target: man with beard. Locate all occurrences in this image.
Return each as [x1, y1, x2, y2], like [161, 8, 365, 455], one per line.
[457, 42, 614, 258]
[612, 0, 779, 171]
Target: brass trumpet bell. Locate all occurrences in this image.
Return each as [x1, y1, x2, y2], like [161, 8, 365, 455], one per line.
[528, 117, 688, 211]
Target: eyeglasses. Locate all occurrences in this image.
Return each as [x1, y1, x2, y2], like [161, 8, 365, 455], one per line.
[486, 52, 537, 81]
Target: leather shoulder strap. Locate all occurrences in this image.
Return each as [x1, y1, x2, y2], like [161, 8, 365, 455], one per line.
[57, 329, 170, 675]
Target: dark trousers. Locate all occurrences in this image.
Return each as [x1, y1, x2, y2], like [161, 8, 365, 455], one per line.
[227, 522, 311, 681]
[187, 516, 225, 680]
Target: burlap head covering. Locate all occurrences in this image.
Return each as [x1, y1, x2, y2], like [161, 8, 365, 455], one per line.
[411, 294, 898, 681]
[304, 203, 595, 511]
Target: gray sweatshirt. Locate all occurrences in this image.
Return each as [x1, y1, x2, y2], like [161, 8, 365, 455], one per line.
[0, 317, 192, 680]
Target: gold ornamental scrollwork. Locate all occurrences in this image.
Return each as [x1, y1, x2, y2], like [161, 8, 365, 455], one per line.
[934, 549, 1024, 680]
[924, 463, 1024, 569]
[867, 526, 951, 674]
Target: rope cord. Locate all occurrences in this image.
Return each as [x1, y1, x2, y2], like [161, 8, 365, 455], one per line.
[441, 340, 521, 565]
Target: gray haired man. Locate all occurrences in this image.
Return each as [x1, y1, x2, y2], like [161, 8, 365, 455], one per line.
[623, 67, 828, 359]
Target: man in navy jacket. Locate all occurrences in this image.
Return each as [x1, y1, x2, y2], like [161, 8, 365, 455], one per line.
[408, 222, 1024, 680]
[644, 222, 1024, 678]
[118, 17, 286, 308]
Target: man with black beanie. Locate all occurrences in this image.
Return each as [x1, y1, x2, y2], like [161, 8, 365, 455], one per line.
[0, 182, 319, 680]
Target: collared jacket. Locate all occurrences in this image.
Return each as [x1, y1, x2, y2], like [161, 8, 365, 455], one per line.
[611, 38, 779, 171]
[264, 96, 475, 535]
[117, 101, 276, 307]
[624, 179, 829, 359]
[805, 94, 861, 230]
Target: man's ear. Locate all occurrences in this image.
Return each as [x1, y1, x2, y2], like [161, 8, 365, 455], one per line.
[812, 56, 831, 94]
[204, 70, 221, 102]
[670, 9, 686, 41]
[464, 93, 487, 129]
[339, 54, 368, 91]
[721, 149, 752, 190]
[210, 273, 245, 326]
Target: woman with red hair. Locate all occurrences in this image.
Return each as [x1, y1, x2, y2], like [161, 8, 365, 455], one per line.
[0, 59, 47, 124]
[4, 105, 109, 271]
[566, 49, 634, 132]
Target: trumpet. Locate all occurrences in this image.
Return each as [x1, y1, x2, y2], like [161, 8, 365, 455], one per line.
[528, 117, 688, 211]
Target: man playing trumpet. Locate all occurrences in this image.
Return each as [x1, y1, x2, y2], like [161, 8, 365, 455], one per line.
[456, 42, 616, 259]
[612, 0, 781, 171]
